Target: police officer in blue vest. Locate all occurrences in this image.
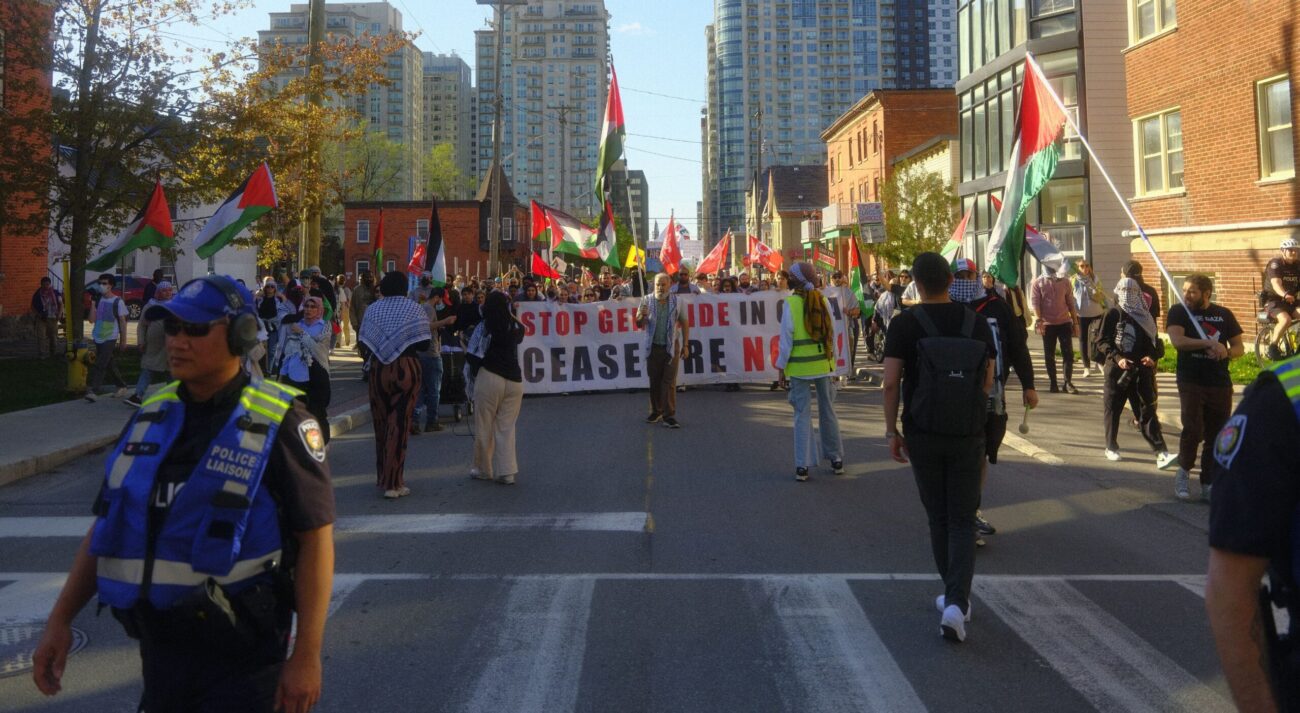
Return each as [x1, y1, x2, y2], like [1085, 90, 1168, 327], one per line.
[32, 275, 336, 713]
[1206, 356, 1300, 712]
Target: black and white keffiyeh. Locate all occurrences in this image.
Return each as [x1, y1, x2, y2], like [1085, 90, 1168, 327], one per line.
[1114, 277, 1157, 340]
[359, 296, 432, 364]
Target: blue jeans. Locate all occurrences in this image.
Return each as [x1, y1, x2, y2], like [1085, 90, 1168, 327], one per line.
[133, 368, 166, 399]
[787, 376, 843, 467]
[415, 352, 443, 425]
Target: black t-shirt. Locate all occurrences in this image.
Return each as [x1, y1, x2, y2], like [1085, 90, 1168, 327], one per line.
[1166, 303, 1242, 387]
[1208, 372, 1300, 588]
[883, 302, 998, 432]
[94, 374, 336, 542]
[596, 286, 612, 301]
[1266, 257, 1300, 299]
[1139, 282, 1161, 318]
[482, 321, 525, 382]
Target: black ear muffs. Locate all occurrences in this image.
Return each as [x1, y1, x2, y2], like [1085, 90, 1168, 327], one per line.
[201, 275, 261, 357]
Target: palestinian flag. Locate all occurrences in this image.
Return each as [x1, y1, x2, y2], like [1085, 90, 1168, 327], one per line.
[595, 199, 621, 268]
[531, 200, 550, 242]
[991, 195, 1073, 276]
[537, 201, 599, 260]
[594, 62, 625, 205]
[373, 207, 385, 271]
[531, 252, 563, 280]
[427, 195, 447, 286]
[87, 180, 174, 271]
[985, 59, 1067, 288]
[696, 230, 731, 276]
[194, 163, 278, 259]
[848, 235, 866, 306]
[940, 205, 974, 261]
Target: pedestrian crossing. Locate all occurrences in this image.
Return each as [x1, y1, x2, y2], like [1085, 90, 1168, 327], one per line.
[0, 571, 1237, 712]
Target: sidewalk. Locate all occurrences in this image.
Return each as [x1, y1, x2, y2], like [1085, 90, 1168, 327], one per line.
[0, 349, 374, 487]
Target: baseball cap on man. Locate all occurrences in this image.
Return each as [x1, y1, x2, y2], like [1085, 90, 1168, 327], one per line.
[951, 258, 978, 275]
[144, 276, 255, 323]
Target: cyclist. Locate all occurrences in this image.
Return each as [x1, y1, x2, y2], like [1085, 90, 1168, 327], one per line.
[1265, 238, 1300, 360]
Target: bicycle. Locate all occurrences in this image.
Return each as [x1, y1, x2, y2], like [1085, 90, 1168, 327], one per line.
[1252, 307, 1300, 364]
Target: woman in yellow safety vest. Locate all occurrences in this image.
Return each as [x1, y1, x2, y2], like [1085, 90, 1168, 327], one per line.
[776, 262, 846, 482]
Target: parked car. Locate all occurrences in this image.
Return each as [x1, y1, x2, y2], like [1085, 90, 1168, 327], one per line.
[83, 275, 153, 321]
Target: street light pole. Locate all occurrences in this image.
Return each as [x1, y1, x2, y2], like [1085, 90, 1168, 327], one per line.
[302, 0, 325, 270]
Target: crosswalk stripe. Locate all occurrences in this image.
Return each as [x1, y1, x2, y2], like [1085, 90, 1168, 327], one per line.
[0, 574, 66, 625]
[756, 577, 926, 713]
[0, 513, 650, 538]
[975, 579, 1234, 713]
[460, 578, 595, 713]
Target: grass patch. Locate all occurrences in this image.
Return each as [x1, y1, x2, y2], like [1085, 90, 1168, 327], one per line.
[0, 350, 142, 414]
[1155, 350, 1261, 386]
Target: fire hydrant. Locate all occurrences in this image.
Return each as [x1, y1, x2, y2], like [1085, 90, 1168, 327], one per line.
[66, 341, 93, 393]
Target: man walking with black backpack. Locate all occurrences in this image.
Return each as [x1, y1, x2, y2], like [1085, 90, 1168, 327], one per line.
[883, 252, 997, 643]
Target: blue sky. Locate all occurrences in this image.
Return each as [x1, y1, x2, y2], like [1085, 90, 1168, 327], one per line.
[186, 1, 712, 240]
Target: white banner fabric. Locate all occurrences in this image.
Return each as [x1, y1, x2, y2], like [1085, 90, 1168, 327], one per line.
[516, 290, 853, 395]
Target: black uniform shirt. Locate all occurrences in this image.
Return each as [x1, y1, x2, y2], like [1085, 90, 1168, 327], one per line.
[94, 373, 335, 540]
[1266, 258, 1300, 299]
[1208, 371, 1300, 579]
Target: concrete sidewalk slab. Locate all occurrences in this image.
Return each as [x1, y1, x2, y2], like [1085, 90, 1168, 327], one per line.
[0, 350, 374, 488]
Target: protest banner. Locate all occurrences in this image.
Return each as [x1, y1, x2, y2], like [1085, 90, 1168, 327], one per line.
[515, 290, 852, 395]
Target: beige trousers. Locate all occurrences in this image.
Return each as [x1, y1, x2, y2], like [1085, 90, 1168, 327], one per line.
[473, 369, 524, 478]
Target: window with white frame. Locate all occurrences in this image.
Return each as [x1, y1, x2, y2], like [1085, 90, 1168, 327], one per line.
[416, 219, 429, 238]
[1130, 0, 1175, 43]
[1258, 76, 1294, 179]
[355, 260, 370, 276]
[1135, 109, 1183, 195]
[386, 260, 396, 273]
[357, 219, 370, 243]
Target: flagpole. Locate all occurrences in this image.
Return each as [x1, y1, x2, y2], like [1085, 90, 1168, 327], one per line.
[1025, 53, 1207, 341]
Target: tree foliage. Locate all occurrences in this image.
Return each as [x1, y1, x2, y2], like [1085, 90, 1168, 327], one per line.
[875, 167, 959, 268]
[424, 143, 476, 200]
[325, 125, 406, 203]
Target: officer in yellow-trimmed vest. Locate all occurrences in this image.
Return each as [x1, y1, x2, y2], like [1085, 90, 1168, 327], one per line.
[32, 275, 336, 713]
[776, 262, 845, 483]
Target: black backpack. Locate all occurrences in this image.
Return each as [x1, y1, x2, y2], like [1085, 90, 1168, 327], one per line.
[1088, 316, 1106, 364]
[910, 307, 990, 437]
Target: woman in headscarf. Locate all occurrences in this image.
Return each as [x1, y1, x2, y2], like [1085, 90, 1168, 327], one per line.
[775, 262, 845, 481]
[1096, 276, 1176, 469]
[276, 294, 333, 442]
[359, 272, 432, 499]
[468, 291, 526, 484]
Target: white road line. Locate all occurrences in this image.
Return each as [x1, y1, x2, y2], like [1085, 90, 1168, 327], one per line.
[328, 573, 426, 619]
[335, 512, 649, 534]
[976, 579, 1234, 713]
[756, 577, 926, 713]
[0, 513, 650, 538]
[461, 577, 595, 713]
[0, 574, 66, 624]
[1001, 432, 1065, 465]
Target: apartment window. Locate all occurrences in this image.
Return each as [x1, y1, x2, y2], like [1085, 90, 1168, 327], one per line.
[1258, 76, 1294, 179]
[357, 219, 370, 243]
[1130, 0, 1176, 43]
[1135, 109, 1183, 195]
[356, 260, 370, 276]
[416, 219, 429, 238]
[386, 260, 396, 273]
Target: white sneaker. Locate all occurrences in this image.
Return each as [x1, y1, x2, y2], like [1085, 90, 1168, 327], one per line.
[1173, 468, 1191, 500]
[383, 489, 401, 499]
[1104, 449, 1121, 462]
[112, 387, 129, 399]
[469, 468, 492, 481]
[940, 604, 967, 642]
[935, 595, 972, 622]
[1081, 366, 1092, 378]
[1156, 452, 1179, 470]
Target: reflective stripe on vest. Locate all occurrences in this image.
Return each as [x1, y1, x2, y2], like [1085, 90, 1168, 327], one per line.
[784, 295, 833, 378]
[91, 377, 297, 610]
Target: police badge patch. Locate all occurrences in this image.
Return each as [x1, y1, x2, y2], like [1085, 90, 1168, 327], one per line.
[1214, 414, 1247, 469]
[298, 419, 327, 462]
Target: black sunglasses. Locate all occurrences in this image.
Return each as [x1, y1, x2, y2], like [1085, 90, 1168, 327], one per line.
[163, 317, 224, 337]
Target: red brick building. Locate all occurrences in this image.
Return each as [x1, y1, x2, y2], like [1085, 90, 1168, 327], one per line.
[1125, 0, 1298, 337]
[343, 169, 529, 281]
[0, 1, 53, 317]
[818, 90, 959, 273]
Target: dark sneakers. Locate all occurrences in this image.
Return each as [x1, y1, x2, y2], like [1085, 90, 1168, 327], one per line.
[795, 467, 809, 482]
[645, 412, 662, 424]
[974, 510, 996, 535]
[831, 460, 845, 475]
[663, 417, 681, 429]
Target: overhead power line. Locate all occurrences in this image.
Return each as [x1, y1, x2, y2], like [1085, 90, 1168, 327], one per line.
[621, 85, 706, 104]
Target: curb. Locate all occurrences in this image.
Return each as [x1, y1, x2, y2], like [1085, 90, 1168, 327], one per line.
[0, 435, 120, 489]
[327, 401, 373, 437]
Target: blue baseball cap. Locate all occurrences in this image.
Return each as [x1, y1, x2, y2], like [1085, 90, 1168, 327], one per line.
[144, 275, 255, 323]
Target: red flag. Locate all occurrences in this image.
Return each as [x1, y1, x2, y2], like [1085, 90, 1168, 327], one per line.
[531, 252, 563, 280]
[746, 234, 783, 273]
[408, 241, 427, 274]
[696, 230, 731, 276]
[659, 215, 683, 275]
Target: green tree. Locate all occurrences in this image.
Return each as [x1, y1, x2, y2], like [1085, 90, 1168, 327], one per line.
[424, 143, 475, 200]
[325, 126, 406, 202]
[875, 167, 959, 268]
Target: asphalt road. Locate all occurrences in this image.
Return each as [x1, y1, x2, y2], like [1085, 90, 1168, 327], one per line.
[0, 372, 1237, 712]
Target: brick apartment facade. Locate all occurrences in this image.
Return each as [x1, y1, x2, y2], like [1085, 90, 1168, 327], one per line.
[0, 1, 53, 317]
[342, 201, 529, 283]
[1125, 0, 1298, 336]
[820, 90, 958, 273]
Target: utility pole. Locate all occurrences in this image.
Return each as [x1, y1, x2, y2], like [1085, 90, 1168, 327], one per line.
[751, 100, 764, 275]
[301, 0, 326, 270]
[481, 0, 527, 277]
[548, 103, 582, 213]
